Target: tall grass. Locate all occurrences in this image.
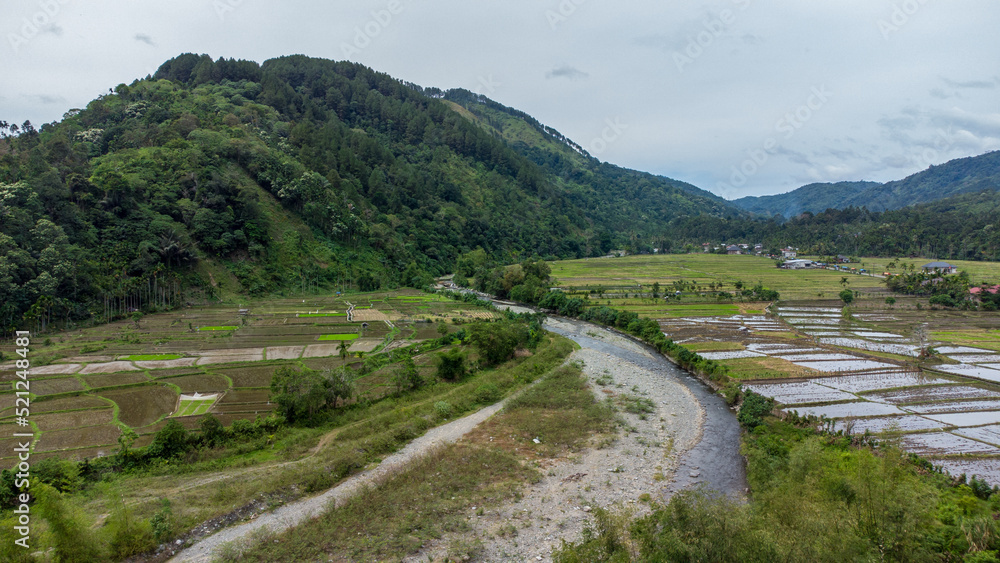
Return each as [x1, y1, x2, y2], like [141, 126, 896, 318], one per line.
[220, 352, 616, 561]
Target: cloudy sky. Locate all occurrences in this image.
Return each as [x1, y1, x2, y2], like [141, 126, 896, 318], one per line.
[2, 1, 998, 199]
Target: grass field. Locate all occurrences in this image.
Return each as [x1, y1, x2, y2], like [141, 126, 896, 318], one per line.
[173, 396, 218, 417]
[123, 354, 184, 361]
[199, 326, 238, 331]
[549, 253, 887, 301]
[318, 334, 360, 341]
[805, 256, 1000, 284]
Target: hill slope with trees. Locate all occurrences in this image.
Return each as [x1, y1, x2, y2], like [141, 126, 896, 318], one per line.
[0, 53, 740, 332]
[732, 151, 1000, 217]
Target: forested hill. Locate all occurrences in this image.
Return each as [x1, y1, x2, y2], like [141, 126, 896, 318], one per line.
[732, 150, 1000, 217]
[440, 88, 729, 207]
[0, 53, 738, 331]
[731, 181, 878, 218]
[841, 150, 1000, 212]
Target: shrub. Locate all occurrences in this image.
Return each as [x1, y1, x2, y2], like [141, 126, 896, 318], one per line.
[474, 383, 501, 404]
[738, 391, 774, 430]
[434, 401, 453, 420]
[929, 294, 957, 308]
[839, 289, 854, 304]
[436, 348, 467, 380]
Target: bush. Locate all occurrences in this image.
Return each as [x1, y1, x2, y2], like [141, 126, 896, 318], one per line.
[434, 401, 453, 420]
[33, 457, 82, 493]
[436, 348, 467, 380]
[839, 289, 854, 304]
[474, 383, 501, 404]
[929, 293, 958, 308]
[35, 484, 107, 561]
[738, 391, 774, 430]
[468, 319, 530, 366]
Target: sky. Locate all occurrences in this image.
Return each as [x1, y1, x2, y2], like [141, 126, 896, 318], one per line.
[2, 0, 999, 199]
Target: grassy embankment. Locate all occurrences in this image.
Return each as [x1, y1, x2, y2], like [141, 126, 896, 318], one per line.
[219, 353, 617, 562]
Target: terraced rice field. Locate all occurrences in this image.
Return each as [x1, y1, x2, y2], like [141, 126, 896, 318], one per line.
[0, 289, 490, 466]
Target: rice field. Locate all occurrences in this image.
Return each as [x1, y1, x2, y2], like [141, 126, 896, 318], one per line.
[318, 334, 360, 341]
[548, 253, 887, 301]
[0, 289, 502, 466]
[173, 395, 219, 417]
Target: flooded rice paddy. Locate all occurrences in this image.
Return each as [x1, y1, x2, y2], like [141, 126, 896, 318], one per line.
[666, 303, 1000, 485]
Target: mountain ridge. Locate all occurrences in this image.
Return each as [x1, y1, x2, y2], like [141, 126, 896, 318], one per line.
[731, 150, 1000, 217]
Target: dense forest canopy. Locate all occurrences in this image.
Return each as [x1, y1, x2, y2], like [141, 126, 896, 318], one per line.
[0, 54, 741, 332]
[3, 53, 1000, 334]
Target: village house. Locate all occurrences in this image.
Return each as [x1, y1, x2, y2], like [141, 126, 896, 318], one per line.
[921, 261, 958, 274]
[781, 259, 816, 270]
[782, 247, 797, 259]
[726, 245, 742, 255]
[969, 285, 1000, 301]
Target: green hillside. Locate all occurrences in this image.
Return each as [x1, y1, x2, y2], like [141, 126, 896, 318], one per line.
[0, 54, 737, 332]
[843, 150, 1000, 211]
[731, 181, 878, 217]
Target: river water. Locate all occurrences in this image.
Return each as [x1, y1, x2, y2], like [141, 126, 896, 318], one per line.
[541, 316, 748, 499]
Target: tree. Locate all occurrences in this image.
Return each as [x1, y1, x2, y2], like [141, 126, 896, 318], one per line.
[148, 419, 190, 459]
[652, 282, 660, 299]
[468, 319, 530, 366]
[390, 356, 423, 394]
[324, 366, 356, 408]
[270, 366, 327, 423]
[885, 296, 896, 308]
[436, 348, 467, 380]
[840, 289, 854, 305]
[199, 414, 225, 447]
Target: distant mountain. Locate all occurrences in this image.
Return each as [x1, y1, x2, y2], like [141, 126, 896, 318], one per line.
[843, 151, 1000, 212]
[732, 151, 1000, 217]
[731, 181, 879, 217]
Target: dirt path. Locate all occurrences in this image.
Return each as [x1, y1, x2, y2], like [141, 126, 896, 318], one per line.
[168, 395, 517, 562]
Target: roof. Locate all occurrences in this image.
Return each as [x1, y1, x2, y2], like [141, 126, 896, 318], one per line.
[970, 285, 1000, 295]
[727, 245, 740, 250]
[922, 261, 955, 269]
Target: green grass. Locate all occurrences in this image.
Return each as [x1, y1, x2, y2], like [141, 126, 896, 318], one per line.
[296, 313, 347, 318]
[199, 326, 238, 331]
[549, 253, 887, 301]
[318, 334, 360, 341]
[172, 398, 217, 417]
[122, 354, 184, 361]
